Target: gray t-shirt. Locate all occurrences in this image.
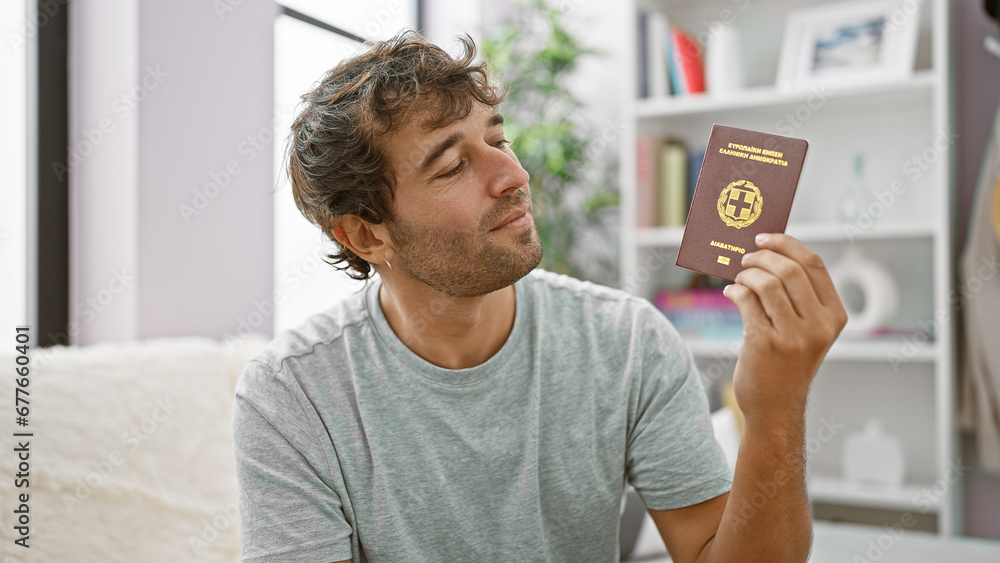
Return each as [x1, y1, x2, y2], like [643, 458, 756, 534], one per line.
[232, 269, 732, 562]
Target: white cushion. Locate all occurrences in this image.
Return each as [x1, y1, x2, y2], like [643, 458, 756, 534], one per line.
[0, 336, 266, 562]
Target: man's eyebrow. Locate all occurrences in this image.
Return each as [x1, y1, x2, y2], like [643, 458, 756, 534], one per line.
[417, 112, 506, 175]
[418, 132, 464, 175]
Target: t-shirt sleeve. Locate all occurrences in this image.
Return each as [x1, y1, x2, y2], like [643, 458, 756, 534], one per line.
[624, 300, 734, 511]
[232, 360, 354, 563]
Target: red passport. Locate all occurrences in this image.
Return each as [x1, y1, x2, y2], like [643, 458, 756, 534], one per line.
[676, 124, 808, 282]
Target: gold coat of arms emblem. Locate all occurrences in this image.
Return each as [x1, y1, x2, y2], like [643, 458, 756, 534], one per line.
[717, 180, 763, 229]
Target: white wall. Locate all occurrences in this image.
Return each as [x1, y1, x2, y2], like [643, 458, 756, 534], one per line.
[69, 0, 276, 344]
[136, 1, 275, 341]
[424, 0, 482, 46]
[67, 0, 140, 345]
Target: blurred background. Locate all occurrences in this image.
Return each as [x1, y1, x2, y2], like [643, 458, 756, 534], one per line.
[3, 0, 1000, 560]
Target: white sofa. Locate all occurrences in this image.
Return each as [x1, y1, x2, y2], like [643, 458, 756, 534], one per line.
[0, 335, 732, 562]
[0, 336, 266, 562]
[10, 336, 997, 562]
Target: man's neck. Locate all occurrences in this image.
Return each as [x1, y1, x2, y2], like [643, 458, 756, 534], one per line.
[378, 280, 516, 370]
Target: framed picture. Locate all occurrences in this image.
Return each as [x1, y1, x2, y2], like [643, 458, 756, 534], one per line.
[775, 0, 921, 91]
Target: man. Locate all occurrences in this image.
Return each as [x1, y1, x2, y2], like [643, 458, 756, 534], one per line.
[232, 31, 847, 563]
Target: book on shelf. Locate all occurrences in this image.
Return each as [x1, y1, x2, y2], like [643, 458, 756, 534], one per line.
[659, 142, 687, 228]
[636, 12, 648, 98]
[654, 288, 742, 339]
[687, 151, 705, 216]
[635, 136, 662, 228]
[669, 27, 705, 95]
[636, 10, 705, 98]
[636, 137, 692, 228]
[636, 9, 671, 98]
[648, 10, 671, 98]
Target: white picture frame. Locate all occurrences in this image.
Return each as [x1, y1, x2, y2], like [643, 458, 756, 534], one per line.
[775, 0, 921, 92]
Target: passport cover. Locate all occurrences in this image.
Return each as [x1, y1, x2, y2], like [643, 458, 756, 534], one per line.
[676, 124, 808, 282]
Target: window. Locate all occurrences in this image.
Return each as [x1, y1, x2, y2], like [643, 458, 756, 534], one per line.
[272, 2, 418, 334]
[1, 1, 70, 346]
[0, 0, 29, 331]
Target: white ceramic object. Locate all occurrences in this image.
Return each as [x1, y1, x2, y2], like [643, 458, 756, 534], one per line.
[705, 23, 745, 95]
[828, 246, 899, 335]
[841, 419, 906, 488]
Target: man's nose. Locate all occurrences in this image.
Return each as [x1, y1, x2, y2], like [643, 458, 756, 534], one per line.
[485, 146, 530, 197]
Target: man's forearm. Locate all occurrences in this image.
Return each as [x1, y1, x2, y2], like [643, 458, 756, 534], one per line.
[693, 233, 847, 562]
[698, 414, 813, 563]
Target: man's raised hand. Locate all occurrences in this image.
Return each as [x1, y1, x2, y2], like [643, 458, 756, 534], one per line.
[723, 233, 848, 428]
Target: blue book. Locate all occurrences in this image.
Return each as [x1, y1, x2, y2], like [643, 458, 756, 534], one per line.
[686, 151, 705, 220]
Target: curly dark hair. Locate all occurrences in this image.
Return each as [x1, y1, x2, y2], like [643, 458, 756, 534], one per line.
[286, 31, 507, 280]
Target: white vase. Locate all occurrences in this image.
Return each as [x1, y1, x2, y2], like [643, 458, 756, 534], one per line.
[841, 419, 906, 489]
[705, 23, 745, 96]
[828, 246, 899, 335]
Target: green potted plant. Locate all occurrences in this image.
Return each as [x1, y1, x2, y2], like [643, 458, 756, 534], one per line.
[482, 0, 619, 285]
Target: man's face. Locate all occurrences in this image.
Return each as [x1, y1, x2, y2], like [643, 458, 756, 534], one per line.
[380, 102, 543, 297]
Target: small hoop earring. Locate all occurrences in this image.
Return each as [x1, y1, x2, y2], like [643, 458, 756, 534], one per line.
[384, 258, 392, 271]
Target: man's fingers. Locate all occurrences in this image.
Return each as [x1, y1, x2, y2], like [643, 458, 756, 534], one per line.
[723, 282, 773, 340]
[732, 267, 799, 332]
[754, 233, 841, 309]
[740, 248, 822, 320]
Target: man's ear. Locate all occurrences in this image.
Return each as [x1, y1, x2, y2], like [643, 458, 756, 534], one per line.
[332, 216, 392, 263]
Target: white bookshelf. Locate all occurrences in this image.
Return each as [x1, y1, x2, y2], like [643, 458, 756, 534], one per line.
[620, 0, 959, 535]
[807, 475, 942, 512]
[636, 222, 937, 247]
[686, 338, 938, 363]
[635, 71, 936, 119]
